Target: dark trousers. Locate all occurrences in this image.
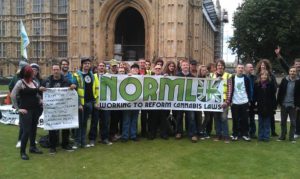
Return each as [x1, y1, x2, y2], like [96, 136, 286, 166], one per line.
[110, 110, 122, 137]
[88, 106, 100, 141]
[295, 110, 300, 135]
[232, 103, 249, 137]
[176, 111, 196, 137]
[148, 110, 169, 138]
[271, 114, 276, 134]
[98, 110, 111, 140]
[49, 129, 70, 149]
[205, 112, 214, 136]
[196, 111, 210, 134]
[280, 106, 296, 140]
[140, 110, 149, 137]
[249, 105, 256, 136]
[20, 109, 40, 153]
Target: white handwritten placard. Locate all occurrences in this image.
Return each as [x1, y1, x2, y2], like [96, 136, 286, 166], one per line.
[43, 88, 78, 130]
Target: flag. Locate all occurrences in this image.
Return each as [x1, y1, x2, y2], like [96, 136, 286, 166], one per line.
[20, 20, 30, 59]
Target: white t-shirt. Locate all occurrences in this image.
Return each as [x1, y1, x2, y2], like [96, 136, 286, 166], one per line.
[232, 75, 248, 104]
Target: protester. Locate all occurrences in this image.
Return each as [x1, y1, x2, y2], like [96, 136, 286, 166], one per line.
[9, 61, 28, 148]
[109, 59, 122, 141]
[175, 59, 198, 143]
[148, 65, 169, 140]
[277, 66, 300, 143]
[196, 65, 210, 139]
[230, 64, 251, 141]
[189, 60, 198, 77]
[211, 60, 232, 143]
[163, 61, 177, 76]
[205, 62, 216, 137]
[253, 70, 277, 142]
[256, 59, 278, 137]
[139, 58, 150, 138]
[121, 64, 140, 142]
[73, 57, 99, 148]
[145, 59, 153, 75]
[96, 62, 113, 145]
[275, 47, 300, 138]
[40, 64, 76, 154]
[244, 63, 256, 138]
[154, 58, 164, 67]
[11, 65, 43, 160]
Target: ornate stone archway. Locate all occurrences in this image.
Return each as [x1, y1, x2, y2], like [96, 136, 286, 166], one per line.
[95, 0, 154, 62]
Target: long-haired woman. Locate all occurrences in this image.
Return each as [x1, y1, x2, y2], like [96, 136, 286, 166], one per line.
[11, 65, 43, 160]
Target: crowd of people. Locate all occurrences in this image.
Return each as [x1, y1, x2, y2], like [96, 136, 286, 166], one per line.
[8, 47, 300, 160]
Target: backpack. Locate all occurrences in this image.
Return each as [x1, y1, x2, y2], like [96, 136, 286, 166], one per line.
[38, 135, 50, 148]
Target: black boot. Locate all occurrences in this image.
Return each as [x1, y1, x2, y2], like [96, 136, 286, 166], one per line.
[21, 153, 29, 160]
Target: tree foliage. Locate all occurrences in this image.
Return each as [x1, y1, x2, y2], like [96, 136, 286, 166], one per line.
[229, 0, 300, 68]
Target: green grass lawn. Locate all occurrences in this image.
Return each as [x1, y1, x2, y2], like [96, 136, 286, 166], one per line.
[0, 121, 299, 179]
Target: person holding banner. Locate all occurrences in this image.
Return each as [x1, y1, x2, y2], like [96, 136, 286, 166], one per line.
[40, 64, 76, 154]
[175, 59, 198, 143]
[121, 64, 140, 142]
[96, 62, 113, 145]
[148, 65, 169, 140]
[211, 60, 232, 143]
[196, 65, 211, 139]
[11, 65, 43, 160]
[73, 57, 100, 148]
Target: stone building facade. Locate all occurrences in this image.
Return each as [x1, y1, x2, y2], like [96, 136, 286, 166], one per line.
[0, 0, 67, 76]
[69, 0, 226, 70]
[0, 0, 226, 76]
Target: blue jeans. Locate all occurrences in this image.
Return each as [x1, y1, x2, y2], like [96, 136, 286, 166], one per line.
[122, 110, 139, 140]
[214, 107, 229, 138]
[176, 111, 196, 137]
[76, 101, 93, 146]
[88, 105, 100, 141]
[258, 115, 270, 140]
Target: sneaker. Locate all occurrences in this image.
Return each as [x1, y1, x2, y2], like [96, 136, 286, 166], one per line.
[16, 141, 21, 148]
[72, 144, 79, 150]
[277, 137, 286, 141]
[102, 139, 113, 145]
[175, 133, 182, 139]
[62, 145, 74, 152]
[89, 140, 95, 147]
[242, 136, 251, 142]
[49, 148, 57, 155]
[84, 144, 91, 148]
[231, 136, 238, 141]
[191, 136, 198, 143]
[294, 134, 299, 139]
[20, 153, 29, 160]
[291, 140, 296, 144]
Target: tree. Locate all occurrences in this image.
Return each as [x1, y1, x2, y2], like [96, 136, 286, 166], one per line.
[229, 0, 300, 71]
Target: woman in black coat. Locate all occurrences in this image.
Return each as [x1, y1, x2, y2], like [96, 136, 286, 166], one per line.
[253, 70, 277, 141]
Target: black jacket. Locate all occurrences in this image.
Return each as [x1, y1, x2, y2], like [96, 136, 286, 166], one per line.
[230, 74, 251, 104]
[253, 81, 277, 117]
[277, 77, 300, 107]
[42, 75, 70, 88]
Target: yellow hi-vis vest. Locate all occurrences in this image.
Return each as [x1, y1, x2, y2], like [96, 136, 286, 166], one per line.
[211, 72, 232, 101]
[73, 71, 99, 105]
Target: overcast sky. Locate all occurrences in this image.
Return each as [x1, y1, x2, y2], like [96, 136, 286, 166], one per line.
[213, 0, 244, 63]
